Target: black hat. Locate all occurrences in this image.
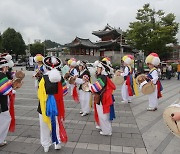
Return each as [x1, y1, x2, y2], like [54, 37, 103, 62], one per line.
[43, 56, 62, 69]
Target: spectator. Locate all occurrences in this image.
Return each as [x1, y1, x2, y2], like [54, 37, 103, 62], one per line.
[177, 61, 180, 80]
[166, 63, 172, 80]
[162, 64, 167, 80]
[61, 59, 70, 77]
[157, 66, 162, 79]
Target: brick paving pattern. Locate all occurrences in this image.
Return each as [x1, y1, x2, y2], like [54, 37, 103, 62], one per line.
[0, 69, 180, 154]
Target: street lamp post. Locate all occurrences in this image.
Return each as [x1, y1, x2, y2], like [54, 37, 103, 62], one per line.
[44, 40, 46, 56]
[119, 32, 124, 68]
[137, 50, 144, 73]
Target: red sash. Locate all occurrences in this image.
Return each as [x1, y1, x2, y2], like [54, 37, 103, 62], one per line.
[54, 82, 68, 143]
[72, 85, 79, 103]
[9, 92, 16, 132]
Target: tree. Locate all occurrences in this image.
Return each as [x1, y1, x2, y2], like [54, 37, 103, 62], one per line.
[30, 42, 44, 56]
[43, 40, 62, 49]
[2, 28, 26, 59]
[125, 3, 179, 59]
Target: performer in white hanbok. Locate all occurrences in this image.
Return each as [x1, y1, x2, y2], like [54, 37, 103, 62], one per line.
[120, 55, 138, 103]
[89, 59, 116, 136]
[145, 53, 163, 111]
[0, 54, 19, 147]
[67, 59, 78, 96]
[75, 61, 91, 116]
[33, 54, 46, 89]
[37, 56, 67, 152]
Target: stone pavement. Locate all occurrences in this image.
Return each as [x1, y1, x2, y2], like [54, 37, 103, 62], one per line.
[0, 68, 180, 154]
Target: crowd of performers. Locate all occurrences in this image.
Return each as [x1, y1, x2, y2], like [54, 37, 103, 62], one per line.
[2, 51, 175, 153]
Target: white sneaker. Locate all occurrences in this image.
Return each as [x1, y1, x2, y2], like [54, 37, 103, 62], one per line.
[79, 111, 83, 114]
[100, 131, 112, 136]
[147, 107, 157, 111]
[0, 140, 7, 147]
[81, 113, 88, 117]
[96, 125, 101, 130]
[121, 100, 128, 103]
[44, 147, 49, 153]
[54, 143, 61, 150]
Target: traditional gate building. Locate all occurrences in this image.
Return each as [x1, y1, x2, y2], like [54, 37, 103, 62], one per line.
[65, 37, 98, 56]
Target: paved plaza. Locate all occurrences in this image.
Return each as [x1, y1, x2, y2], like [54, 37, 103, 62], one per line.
[0, 68, 180, 154]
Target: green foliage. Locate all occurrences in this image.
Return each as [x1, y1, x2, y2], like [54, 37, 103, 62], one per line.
[112, 63, 120, 69]
[2, 28, 26, 56]
[43, 40, 62, 49]
[126, 3, 179, 59]
[29, 42, 44, 56]
[171, 63, 178, 72]
[63, 48, 70, 55]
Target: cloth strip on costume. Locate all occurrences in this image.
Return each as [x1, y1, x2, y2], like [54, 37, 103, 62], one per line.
[0, 76, 12, 95]
[46, 95, 58, 144]
[9, 92, 16, 132]
[90, 78, 105, 93]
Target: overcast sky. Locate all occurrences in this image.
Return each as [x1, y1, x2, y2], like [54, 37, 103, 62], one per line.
[0, 0, 179, 45]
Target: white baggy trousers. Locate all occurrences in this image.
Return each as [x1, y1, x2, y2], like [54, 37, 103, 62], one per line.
[39, 114, 61, 148]
[121, 82, 132, 102]
[79, 90, 91, 114]
[96, 103, 112, 134]
[0, 111, 11, 143]
[148, 85, 158, 108]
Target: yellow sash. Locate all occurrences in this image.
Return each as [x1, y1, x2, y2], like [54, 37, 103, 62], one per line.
[127, 65, 139, 96]
[38, 77, 51, 130]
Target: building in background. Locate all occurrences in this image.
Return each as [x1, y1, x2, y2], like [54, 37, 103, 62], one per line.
[92, 24, 136, 63]
[65, 37, 98, 56]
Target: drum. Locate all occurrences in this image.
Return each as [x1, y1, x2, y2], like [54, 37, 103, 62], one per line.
[136, 74, 155, 95]
[136, 74, 147, 85]
[15, 71, 25, 79]
[13, 71, 25, 89]
[12, 78, 23, 89]
[82, 82, 90, 92]
[112, 70, 124, 85]
[64, 72, 70, 80]
[68, 76, 76, 84]
[163, 103, 180, 138]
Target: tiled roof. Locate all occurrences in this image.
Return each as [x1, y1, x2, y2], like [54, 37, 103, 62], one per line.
[92, 24, 123, 37]
[65, 37, 98, 48]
